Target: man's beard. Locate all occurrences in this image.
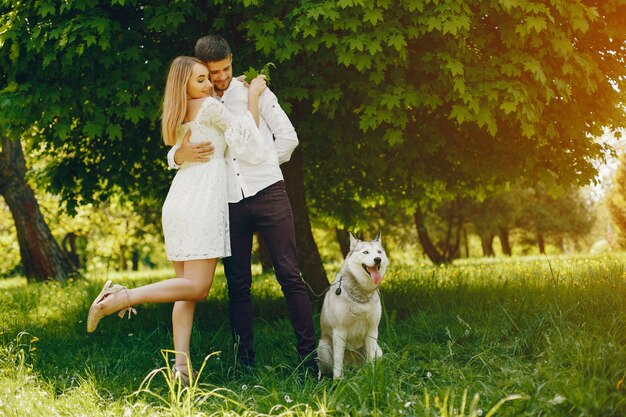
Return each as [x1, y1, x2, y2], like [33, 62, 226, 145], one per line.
[213, 78, 231, 92]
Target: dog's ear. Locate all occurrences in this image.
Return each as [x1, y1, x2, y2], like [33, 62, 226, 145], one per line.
[374, 232, 382, 242]
[349, 232, 359, 249]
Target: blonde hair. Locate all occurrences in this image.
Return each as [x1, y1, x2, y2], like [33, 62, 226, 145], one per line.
[161, 56, 205, 146]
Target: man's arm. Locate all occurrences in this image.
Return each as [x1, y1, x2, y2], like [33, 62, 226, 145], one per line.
[167, 129, 215, 169]
[259, 89, 298, 164]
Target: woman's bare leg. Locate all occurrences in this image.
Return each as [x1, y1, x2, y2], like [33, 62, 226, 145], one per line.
[170, 260, 218, 371]
[171, 261, 194, 370]
[96, 259, 218, 315]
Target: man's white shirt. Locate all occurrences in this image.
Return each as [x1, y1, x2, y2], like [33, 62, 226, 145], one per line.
[167, 78, 298, 203]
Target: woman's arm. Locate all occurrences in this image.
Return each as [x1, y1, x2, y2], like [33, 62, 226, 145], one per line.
[247, 75, 267, 126]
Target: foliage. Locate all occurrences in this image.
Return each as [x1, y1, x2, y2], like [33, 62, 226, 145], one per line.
[607, 153, 626, 247]
[0, 189, 168, 277]
[1, 254, 625, 415]
[516, 184, 595, 249]
[0, 199, 20, 276]
[243, 62, 276, 85]
[0, 0, 216, 213]
[239, 0, 626, 228]
[3, 0, 624, 226]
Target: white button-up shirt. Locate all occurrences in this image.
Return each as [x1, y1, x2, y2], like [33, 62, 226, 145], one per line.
[168, 78, 298, 203]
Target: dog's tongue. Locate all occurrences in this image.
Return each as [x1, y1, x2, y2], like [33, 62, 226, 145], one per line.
[368, 267, 382, 286]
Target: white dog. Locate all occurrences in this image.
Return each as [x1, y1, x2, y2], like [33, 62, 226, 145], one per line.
[317, 233, 389, 378]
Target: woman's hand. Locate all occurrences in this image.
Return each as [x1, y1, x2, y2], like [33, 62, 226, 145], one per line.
[248, 75, 267, 98]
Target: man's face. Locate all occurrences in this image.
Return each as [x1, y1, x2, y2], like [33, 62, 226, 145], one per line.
[206, 56, 233, 93]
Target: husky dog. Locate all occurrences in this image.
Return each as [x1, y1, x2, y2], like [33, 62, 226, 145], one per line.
[317, 233, 389, 378]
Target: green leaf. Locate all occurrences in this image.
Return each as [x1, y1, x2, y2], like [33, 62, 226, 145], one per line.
[363, 9, 384, 25]
[84, 120, 103, 138]
[387, 33, 406, 51]
[499, 101, 517, 115]
[244, 62, 275, 85]
[450, 105, 471, 124]
[383, 129, 403, 145]
[106, 124, 123, 140]
[124, 107, 143, 124]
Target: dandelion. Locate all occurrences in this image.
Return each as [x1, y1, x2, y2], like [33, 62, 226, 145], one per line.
[241, 384, 248, 391]
[30, 336, 39, 343]
[476, 408, 483, 416]
[284, 395, 292, 403]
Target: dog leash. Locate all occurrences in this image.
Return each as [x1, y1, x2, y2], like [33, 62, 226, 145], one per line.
[252, 248, 362, 300]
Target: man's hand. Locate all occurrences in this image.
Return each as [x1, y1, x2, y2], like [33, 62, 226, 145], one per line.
[174, 129, 215, 165]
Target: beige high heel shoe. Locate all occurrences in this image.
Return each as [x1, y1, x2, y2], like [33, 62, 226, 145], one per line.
[172, 363, 198, 386]
[87, 280, 137, 332]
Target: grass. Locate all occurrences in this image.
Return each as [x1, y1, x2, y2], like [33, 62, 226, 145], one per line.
[0, 253, 624, 416]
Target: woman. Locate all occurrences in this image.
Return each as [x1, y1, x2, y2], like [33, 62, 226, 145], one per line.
[87, 56, 266, 383]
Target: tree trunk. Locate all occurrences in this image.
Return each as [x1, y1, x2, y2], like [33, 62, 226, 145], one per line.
[463, 227, 470, 258]
[131, 248, 139, 271]
[413, 207, 448, 264]
[281, 148, 329, 296]
[62, 232, 81, 269]
[451, 198, 463, 260]
[335, 228, 350, 258]
[537, 232, 546, 254]
[498, 227, 512, 256]
[0, 137, 76, 282]
[480, 233, 495, 257]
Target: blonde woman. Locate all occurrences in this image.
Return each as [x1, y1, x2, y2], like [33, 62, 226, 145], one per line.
[87, 56, 267, 383]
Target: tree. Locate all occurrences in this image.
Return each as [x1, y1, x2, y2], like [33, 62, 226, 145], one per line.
[0, 1, 329, 287]
[605, 153, 626, 246]
[239, 0, 626, 262]
[0, 136, 75, 281]
[515, 184, 595, 253]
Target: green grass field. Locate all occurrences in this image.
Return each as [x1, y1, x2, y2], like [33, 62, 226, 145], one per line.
[0, 254, 624, 416]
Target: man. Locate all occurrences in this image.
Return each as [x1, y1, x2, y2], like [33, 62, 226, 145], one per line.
[167, 35, 317, 371]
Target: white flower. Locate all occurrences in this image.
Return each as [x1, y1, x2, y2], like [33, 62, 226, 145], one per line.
[477, 409, 483, 416]
[404, 401, 412, 408]
[241, 384, 248, 391]
[426, 372, 432, 379]
[549, 394, 566, 405]
[284, 395, 292, 403]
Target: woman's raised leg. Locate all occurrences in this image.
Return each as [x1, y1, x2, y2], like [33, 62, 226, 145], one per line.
[88, 258, 217, 332]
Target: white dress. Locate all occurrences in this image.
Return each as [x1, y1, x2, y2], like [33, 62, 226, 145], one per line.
[162, 97, 264, 261]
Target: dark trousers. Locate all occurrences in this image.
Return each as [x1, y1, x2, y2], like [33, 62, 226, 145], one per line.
[223, 180, 316, 366]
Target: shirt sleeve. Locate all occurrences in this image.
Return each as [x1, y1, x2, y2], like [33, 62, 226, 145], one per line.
[198, 98, 265, 164]
[258, 88, 298, 164]
[167, 144, 182, 170]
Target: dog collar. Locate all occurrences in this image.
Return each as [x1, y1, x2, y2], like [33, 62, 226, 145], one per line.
[335, 275, 378, 304]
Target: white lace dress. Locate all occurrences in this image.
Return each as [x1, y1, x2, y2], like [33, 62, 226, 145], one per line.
[162, 97, 264, 261]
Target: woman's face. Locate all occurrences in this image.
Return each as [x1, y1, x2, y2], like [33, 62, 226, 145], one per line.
[186, 63, 213, 99]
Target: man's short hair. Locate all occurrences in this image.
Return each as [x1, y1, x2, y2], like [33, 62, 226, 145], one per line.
[195, 35, 232, 62]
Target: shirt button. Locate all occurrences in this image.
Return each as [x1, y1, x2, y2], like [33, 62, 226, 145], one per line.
[233, 158, 237, 161]
[236, 173, 240, 176]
